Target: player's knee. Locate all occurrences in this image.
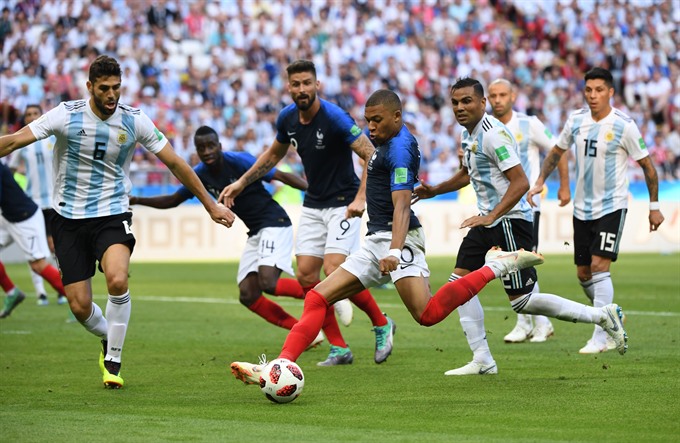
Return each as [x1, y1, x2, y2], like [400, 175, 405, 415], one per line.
[577, 269, 592, 282]
[105, 273, 128, 294]
[258, 276, 277, 295]
[239, 289, 258, 307]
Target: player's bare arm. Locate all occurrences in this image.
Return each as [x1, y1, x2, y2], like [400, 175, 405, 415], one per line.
[0, 125, 38, 158]
[528, 145, 565, 207]
[380, 189, 411, 275]
[556, 153, 571, 207]
[272, 169, 307, 191]
[637, 156, 665, 231]
[155, 144, 235, 227]
[346, 134, 375, 218]
[412, 167, 470, 204]
[219, 139, 289, 206]
[463, 164, 529, 229]
[129, 192, 187, 209]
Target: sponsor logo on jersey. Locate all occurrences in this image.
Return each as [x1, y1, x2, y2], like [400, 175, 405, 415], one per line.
[394, 167, 407, 184]
[638, 137, 647, 150]
[154, 128, 163, 141]
[544, 128, 553, 139]
[77, 129, 87, 136]
[350, 125, 361, 136]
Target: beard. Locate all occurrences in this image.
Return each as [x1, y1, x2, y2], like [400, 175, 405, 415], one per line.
[92, 94, 117, 116]
[294, 92, 316, 111]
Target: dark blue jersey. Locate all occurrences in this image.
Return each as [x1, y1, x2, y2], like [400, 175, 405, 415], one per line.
[177, 152, 291, 237]
[365, 125, 421, 235]
[0, 162, 38, 223]
[276, 98, 362, 209]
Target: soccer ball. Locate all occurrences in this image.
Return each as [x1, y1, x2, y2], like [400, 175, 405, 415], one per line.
[259, 358, 305, 404]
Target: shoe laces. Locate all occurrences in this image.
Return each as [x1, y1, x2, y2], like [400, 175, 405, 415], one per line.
[373, 322, 390, 349]
[327, 345, 347, 357]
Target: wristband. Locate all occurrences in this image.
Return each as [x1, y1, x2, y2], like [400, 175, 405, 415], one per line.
[650, 202, 660, 211]
[388, 248, 401, 259]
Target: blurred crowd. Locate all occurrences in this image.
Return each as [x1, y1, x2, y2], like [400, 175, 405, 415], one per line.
[1, 0, 679, 188]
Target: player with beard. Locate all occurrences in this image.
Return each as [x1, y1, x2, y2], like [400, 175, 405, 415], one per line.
[0, 55, 235, 388]
[220, 60, 394, 367]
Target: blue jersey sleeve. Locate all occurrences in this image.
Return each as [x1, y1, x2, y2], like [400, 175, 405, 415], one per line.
[275, 105, 296, 145]
[387, 138, 419, 192]
[326, 102, 363, 146]
[176, 163, 206, 200]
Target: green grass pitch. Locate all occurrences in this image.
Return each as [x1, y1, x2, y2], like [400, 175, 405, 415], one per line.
[1, 254, 678, 442]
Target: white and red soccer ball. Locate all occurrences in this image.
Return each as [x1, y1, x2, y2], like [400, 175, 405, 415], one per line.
[259, 358, 305, 404]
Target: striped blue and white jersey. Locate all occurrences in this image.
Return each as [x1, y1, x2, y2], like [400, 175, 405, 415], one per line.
[556, 107, 648, 221]
[505, 111, 554, 185]
[461, 114, 533, 228]
[8, 136, 56, 209]
[28, 100, 167, 219]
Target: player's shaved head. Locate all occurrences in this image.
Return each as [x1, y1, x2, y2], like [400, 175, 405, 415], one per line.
[366, 89, 402, 112]
[489, 78, 514, 91]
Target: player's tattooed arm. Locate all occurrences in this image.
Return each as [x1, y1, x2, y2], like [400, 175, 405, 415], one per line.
[637, 156, 660, 202]
[350, 133, 376, 162]
[538, 146, 566, 183]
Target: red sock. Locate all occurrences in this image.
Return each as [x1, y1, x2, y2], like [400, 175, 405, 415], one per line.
[301, 280, 321, 295]
[279, 290, 329, 361]
[248, 296, 298, 329]
[419, 267, 496, 326]
[38, 265, 65, 296]
[274, 278, 305, 299]
[350, 289, 387, 327]
[0, 262, 16, 293]
[321, 305, 348, 348]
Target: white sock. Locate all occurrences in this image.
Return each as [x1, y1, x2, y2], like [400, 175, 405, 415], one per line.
[530, 281, 551, 327]
[511, 293, 604, 325]
[30, 268, 46, 297]
[579, 278, 596, 304]
[105, 291, 131, 364]
[451, 273, 493, 364]
[590, 272, 613, 340]
[81, 303, 108, 338]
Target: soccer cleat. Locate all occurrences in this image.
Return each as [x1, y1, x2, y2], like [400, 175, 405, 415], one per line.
[599, 304, 628, 355]
[605, 335, 616, 351]
[305, 330, 325, 351]
[57, 295, 68, 305]
[230, 354, 268, 385]
[316, 345, 354, 367]
[579, 339, 608, 354]
[0, 289, 26, 318]
[99, 340, 107, 375]
[504, 323, 533, 343]
[334, 298, 353, 327]
[103, 360, 123, 389]
[484, 247, 544, 277]
[444, 360, 498, 376]
[373, 316, 396, 364]
[37, 294, 49, 306]
[529, 322, 554, 343]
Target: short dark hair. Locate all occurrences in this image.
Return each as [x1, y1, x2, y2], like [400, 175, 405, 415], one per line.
[195, 125, 218, 138]
[88, 55, 121, 83]
[450, 77, 485, 98]
[365, 89, 402, 111]
[25, 104, 42, 114]
[584, 67, 614, 88]
[286, 59, 316, 78]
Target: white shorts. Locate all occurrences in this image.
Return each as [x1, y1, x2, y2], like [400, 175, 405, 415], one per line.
[0, 210, 50, 261]
[237, 226, 295, 284]
[340, 227, 430, 289]
[295, 206, 361, 258]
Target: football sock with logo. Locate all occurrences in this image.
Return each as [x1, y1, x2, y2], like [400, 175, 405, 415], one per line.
[349, 289, 387, 327]
[0, 261, 16, 293]
[280, 290, 329, 361]
[248, 296, 298, 329]
[419, 267, 497, 326]
[38, 265, 65, 295]
[105, 291, 131, 364]
[321, 304, 348, 348]
[81, 303, 108, 338]
[511, 293, 603, 324]
[29, 267, 47, 297]
[274, 278, 305, 299]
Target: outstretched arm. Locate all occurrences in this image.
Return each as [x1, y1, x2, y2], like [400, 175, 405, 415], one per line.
[272, 169, 307, 191]
[130, 191, 188, 209]
[412, 167, 470, 204]
[527, 145, 566, 207]
[0, 126, 38, 158]
[637, 156, 665, 231]
[220, 139, 289, 206]
[155, 144, 235, 227]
